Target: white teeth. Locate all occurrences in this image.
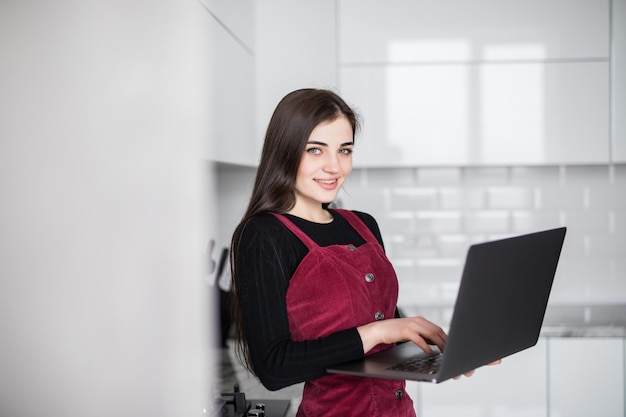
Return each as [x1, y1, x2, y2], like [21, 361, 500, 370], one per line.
[317, 179, 336, 184]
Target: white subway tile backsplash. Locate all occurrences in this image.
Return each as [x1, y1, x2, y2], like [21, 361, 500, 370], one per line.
[439, 187, 486, 210]
[338, 186, 387, 213]
[609, 210, 616, 233]
[511, 210, 562, 233]
[487, 186, 535, 210]
[344, 169, 368, 188]
[612, 210, 626, 233]
[388, 235, 438, 259]
[614, 164, 626, 183]
[564, 165, 610, 185]
[393, 260, 417, 282]
[414, 211, 463, 234]
[610, 260, 626, 282]
[416, 167, 462, 186]
[565, 210, 611, 234]
[217, 163, 626, 305]
[437, 235, 472, 258]
[464, 211, 510, 234]
[556, 259, 612, 284]
[589, 185, 626, 209]
[559, 233, 588, 258]
[438, 283, 463, 303]
[510, 166, 561, 185]
[539, 185, 585, 209]
[589, 234, 626, 257]
[414, 259, 464, 281]
[551, 259, 615, 302]
[603, 281, 626, 302]
[462, 167, 509, 185]
[363, 168, 417, 187]
[397, 283, 445, 306]
[398, 278, 462, 305]
[377, 212, 415, 236]
[381, 165, 622, 305]
[391, 188, 439, 211]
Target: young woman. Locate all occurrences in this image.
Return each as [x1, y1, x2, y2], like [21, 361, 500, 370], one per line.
[230, 88, 464, 417]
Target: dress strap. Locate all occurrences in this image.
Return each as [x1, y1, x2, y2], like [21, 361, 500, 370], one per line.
[271, 210, 379, 249]
[330, 209, 379, 245]
[270, 213, 318, 251]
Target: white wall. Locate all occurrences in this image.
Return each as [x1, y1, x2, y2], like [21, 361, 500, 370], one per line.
[0, 2, 214, 416]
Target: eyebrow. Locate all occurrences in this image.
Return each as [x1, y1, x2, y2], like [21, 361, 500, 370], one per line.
[307, 140, 354, 147]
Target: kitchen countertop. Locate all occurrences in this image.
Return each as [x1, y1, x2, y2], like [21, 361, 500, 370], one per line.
[400, 304, 626, 337]
[540, 304, 626, 337]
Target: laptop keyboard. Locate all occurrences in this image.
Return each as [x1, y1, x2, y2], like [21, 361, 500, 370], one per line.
[387, 353, 443, 375]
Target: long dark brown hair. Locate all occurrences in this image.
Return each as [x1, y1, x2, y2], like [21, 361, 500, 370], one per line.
[229, 88, 360, 374]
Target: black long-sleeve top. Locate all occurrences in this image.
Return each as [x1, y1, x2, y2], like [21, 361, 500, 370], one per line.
[236, 209, 396, 391]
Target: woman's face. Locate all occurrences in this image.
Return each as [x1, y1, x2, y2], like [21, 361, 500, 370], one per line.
[293, 115, 354, 212]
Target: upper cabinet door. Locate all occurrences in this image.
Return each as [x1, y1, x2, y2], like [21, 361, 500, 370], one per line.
[339, 0, 609, 64]
[341, 61, 609, 167]
[337, 0, 612, 167]
[613, 0, 626, 163]
[207, 0, 256, 165]
[255, 0, 337, 144]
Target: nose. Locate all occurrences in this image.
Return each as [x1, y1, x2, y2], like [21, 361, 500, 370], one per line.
[323, 153, 339, 173]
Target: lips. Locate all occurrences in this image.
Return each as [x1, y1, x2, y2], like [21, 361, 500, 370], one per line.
[315, 178, 339, 190]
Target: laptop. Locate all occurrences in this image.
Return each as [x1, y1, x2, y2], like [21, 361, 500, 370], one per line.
[327, 227, 566, 383]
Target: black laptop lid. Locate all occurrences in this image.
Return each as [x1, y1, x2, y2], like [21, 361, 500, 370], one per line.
[437, 227, 566, 381]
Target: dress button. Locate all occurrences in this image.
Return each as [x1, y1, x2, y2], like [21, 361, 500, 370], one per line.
[365, 273, 375, 283]
[395, 389, 403, 399]
[346, 245, 357, 251]
[375, 311, 385, 320]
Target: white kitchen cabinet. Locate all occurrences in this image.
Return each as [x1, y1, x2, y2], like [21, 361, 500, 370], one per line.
[415, 337, 626, 417]
[255, 0, 337, 143]
[418, 340, 548, 417]
[207, 1, 256, 165]
[613, 0, 626, 163]
[203, 0, 254, 50]
[548, 338, 624, 417]
[336, 0, 612, 167]
[341, 61, 609, 167]
[339, 0, 609, 65]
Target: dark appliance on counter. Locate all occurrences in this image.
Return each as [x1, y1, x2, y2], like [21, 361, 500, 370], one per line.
[219, 384, 290, 417]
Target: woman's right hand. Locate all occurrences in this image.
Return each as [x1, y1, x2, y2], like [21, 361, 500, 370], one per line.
[357, 316, 447, 356]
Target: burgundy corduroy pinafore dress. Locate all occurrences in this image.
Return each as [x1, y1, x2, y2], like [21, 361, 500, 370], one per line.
[273, 209, 415, 417]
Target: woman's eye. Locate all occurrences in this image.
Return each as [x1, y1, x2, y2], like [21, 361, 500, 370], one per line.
[340, 148, 353, 155]
[306, 148, 322, 155]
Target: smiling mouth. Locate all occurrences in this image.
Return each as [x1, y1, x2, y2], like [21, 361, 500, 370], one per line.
[315, 179, 337, 185]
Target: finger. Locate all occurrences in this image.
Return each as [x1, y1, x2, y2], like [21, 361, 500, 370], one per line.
[414, 329, 444, 355]
[412, 317, 447, 351]
[426, 327, 447, 352]
[453, 370, 474, 380]
[410, 336, 435, 356]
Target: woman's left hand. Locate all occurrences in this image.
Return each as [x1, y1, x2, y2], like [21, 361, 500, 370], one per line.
[453, 359, 502, 380]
